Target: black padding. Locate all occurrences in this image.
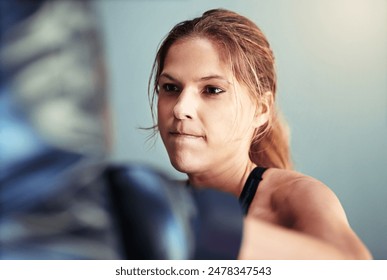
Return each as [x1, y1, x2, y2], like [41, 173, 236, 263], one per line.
[107, 165, 244, 260]
[192, 188, 243, 259]
[106, 164, 197, 260]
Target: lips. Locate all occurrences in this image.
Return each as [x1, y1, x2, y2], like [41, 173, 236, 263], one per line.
[169, 130, 204, 138]
[170, 131, 202, 137]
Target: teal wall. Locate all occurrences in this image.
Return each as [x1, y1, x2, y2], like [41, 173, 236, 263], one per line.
[94, 0, 387, 259]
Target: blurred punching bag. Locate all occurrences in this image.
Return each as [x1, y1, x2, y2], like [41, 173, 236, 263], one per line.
[0, 0, 120, 259]
[0, 0, 243, 260]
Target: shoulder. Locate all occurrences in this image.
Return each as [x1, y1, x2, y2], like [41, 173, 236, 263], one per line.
[247, 168, 340, 227]
[265, 168, 348, 225]
[264, 168, 353, 242]
[256, 168, 372, 259]
[247, 168, 350, 237]
[265, 168, 339, 204]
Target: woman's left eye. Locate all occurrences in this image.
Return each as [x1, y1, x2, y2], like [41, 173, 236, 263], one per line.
[204, 86, 224, 95]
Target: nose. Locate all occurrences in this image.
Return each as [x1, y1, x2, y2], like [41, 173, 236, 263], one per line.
[173, 90, 197, 120]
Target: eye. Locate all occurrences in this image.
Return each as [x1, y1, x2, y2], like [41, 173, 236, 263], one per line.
[204, 86, 224, 95]
[162, 83, 180, 93]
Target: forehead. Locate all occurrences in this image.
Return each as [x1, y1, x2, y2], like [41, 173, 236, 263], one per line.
[162, 37, 232, 78]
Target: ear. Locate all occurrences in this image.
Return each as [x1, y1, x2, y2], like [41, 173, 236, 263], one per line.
[252, 91, 272, 128]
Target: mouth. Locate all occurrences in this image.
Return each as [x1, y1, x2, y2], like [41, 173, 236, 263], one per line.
[169, 131, 204, 138]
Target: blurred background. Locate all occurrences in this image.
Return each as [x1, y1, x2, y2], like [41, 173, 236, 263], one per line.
[93, 0, 387, 259]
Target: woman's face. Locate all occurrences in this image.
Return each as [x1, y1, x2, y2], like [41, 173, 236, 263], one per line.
[157, 37, 262, 174]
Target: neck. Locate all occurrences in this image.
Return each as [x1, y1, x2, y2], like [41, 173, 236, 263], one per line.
[187, 160, 256, 197]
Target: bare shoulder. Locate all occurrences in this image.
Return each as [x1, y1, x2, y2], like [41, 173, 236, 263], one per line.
[266, 168, 348, 225]
[248, 168, 341, 228]
[258, 168, 372, 259]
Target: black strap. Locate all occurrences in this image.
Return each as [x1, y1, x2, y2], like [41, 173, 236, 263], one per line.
[239, 167, 267, 215]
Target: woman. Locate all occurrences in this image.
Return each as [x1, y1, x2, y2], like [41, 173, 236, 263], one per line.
[148, 9, 371, 259]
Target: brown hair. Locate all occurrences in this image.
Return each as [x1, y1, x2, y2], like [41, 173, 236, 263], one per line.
[149, 9, 292, 169]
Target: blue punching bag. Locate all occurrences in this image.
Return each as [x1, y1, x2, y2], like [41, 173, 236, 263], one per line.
[0, 0, 119, 259]
[0, 0, 243, 260]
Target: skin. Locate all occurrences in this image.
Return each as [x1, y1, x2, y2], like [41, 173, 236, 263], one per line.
[157, 37, 372, 259]
[158, 37, 268, 195]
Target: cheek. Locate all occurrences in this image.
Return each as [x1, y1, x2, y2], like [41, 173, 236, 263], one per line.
[212, 110, 255, 143]
[157, 99, 171, 126]
[202, 110, 235, 144]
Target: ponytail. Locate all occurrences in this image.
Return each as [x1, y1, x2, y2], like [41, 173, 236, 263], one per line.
[249, 110, 292, 169]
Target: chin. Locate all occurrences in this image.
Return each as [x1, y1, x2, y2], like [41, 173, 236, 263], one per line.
[170, 158, 202, 174]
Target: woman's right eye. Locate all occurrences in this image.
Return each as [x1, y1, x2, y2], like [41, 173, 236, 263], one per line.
[162, 83, 180, 93]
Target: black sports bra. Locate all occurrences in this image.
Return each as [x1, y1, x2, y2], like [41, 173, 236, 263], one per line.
[239, 167, 267, 215]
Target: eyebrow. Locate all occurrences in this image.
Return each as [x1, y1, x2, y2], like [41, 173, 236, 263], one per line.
[160, 72, 232, 84]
